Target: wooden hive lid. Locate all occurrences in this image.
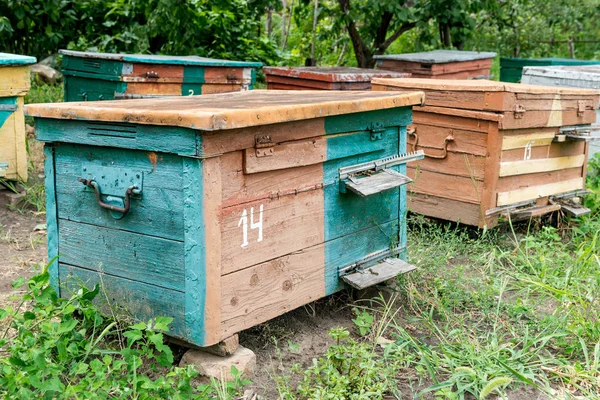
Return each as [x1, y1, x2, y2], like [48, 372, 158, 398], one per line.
[25, 90, 425, 131]
[262, 66, 410, 82]
[374, 50, 496, 63]
[414, 105, 502, 122]
[0, 53, 37, 66]
[59, 50, 262, 68]
[523, 65, 600, 83]
[372, 77, 600, 96]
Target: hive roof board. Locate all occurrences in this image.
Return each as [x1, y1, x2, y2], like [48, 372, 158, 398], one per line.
[523, 66, 600, 88]
[0, 53, 37, 66]
[59, 50, 262, 68]
[373, 50, 497, 63]
[25, 89, 425, 131]
[500, 57, 600, 68]
[263, 66, 410, 82]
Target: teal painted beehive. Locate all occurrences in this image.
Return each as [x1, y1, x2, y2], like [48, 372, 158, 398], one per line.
[26, 90, 424, 347]
[60, 50, 262, 101]
[500, 57, 600, 83]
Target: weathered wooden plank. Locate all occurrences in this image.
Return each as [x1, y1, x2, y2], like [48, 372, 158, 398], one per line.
[501, 145, 550, 161]
[25, 91, 424, 131]
[548, 141, 587, 158]
[183, 157, 207, 345]
[501, 131, 556, 150]
[407, 192, 486, 227]
[480, 120, 503, 221]
[408, 152, 485, 180]
[35, 118, 200, 156]
[342, 258, 416, 290]
[496, 167, 583, 193]
[58, 220, 185, 291]
[54, 144, 185, 241]
[201, 157, 223, 345]
[413, 110, 493, 133]
[243, 138, 327, 174]
[221, 189, 325, 275]
[44, 145, 60, 294]
[499, 154, 585, 177]
[496, 177, 585, 206]
[324, 107, 413, 135]
[408, 125, 488, 157]
[220, 240, 326, 338]
[58, 264, 186, 338]
[407, 167, 483, 205]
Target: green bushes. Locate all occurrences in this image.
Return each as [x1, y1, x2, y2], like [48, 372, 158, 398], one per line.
[0, 0, 280, 64]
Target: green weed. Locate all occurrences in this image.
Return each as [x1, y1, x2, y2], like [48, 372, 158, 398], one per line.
[0, 263, 249, 399]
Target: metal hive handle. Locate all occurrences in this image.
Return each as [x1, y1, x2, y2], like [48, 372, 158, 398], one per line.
[408, 127, 454, 160]
[77, 178, 140, 216]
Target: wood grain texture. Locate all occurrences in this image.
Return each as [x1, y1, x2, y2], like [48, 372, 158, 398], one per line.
[496, 167, 584, 193]
[496, 177, 585, 206]
[59, 263, 186, 338]
[480, 120, 503, 224]
[501, 130, 556, 150]
[183, 157, 207, 345]
[408, 167, 483, 204]
[408, 124, 488, 157]
[25, 90, 424, 131]
[35, 118, 200, 156]
[201, 156, 223, 345]
[499, 154, 585, 177]
[407, 192, 486, 227]
[408, 149, 486, 179]
[243, 138, 327, 174]
[220, 189, 325, 275]
[0, 97, 28, 180]
[54, 144, 185, 241]
[58, 220, 185, 291]
[44, 145, 60, 294]
[220, 241, 326, 338]
[0, 66, 31, 96]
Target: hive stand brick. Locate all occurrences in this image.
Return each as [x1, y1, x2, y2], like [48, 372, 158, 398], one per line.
[199, 334, 239, 357]
[27, 90, 423, 348]
[179, 345, 256, 382]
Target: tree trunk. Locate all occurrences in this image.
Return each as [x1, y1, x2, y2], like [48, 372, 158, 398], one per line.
[266, 7, 273, 36]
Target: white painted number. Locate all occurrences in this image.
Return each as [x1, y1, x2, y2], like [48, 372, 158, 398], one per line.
[238, 204, 264, 248]
[524, 141, 534, 160]
[188, 89, 195, 96]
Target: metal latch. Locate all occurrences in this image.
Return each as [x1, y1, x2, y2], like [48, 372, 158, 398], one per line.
[368, 122, 385, 141]
[514, 104, 526, 119]
[555, 125, 600, 142]
[145, 71, 159, 79]
[577, 100, 586, 117]
[255, 134, 275, 157]
[0, 104, 18, 112]
[338, 150, 424, 196]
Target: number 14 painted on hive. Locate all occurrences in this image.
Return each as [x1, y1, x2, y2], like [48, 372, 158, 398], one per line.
[238, 205, 264, 248]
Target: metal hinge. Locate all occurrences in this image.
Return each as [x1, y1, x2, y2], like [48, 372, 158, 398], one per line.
[514, 104, 526, 119]
[255, 134, 275, 157]
[368, 122, 385, 141]
[338, 245, 407, 276]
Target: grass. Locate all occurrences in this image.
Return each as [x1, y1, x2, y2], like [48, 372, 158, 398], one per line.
[276, 158, 600, 399]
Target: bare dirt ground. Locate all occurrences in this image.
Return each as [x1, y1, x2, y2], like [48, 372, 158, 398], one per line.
[0, 205, 47, 308]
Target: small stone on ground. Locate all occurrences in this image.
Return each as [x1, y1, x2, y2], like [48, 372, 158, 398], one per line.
[179, 345, 256, 382]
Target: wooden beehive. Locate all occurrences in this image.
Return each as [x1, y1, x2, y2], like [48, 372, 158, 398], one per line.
[60, 50, 262, 101]
[263, 66, 410, 90]
[0, 53, 36, 181]
[500, 57, 600, 83]
[374, 50, 497, 80]
[26, 90, 425, 347]
[522, 66, 600, 160]
[372, 78, 600, 227]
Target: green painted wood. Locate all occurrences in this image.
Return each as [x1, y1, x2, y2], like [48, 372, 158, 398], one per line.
[324, 107, 412, 135]
[323, 107, 412, 294]
[54, 144, 184, 241]
[181, 83, 203, 96]
[500, 57, 600, 83]
[0, 97, 17, 127]
[324, 130, 387, 164]
[35, 119, 200, 156]
[58, 220, 185, 292]
[0, 53, 36, 66]
[182, 157, 207, 345]
[63, 75, 128, 101]
[44, 145, 60, 295]
[58, 263, 186, 338]
[324, 220, 400, 295]
[62, 55, 124, 76]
